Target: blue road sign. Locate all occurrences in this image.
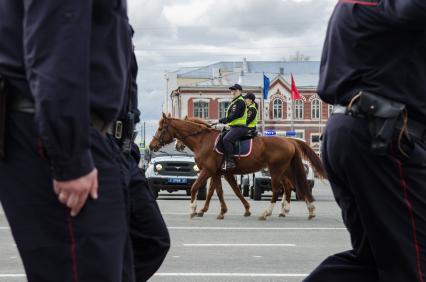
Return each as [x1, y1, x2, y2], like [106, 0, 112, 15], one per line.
[285, 131, 297, 137]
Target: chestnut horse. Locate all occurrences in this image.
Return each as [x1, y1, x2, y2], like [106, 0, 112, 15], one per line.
[149, 113, 323, 220]
[175, 117, 324, 219]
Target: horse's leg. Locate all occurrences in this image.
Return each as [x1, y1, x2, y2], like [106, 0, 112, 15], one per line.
[224, 173, 251, 217]
[197, 176, 219, 217]
[279, 177, 292, 217]
[189, 170, 210, 219]
[259, 175, 281, 220]
[215, 180, 228, 220]
[305, 198, 316, 220]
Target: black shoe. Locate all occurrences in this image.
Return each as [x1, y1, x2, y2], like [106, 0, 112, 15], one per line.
[222, 157, 236, 170]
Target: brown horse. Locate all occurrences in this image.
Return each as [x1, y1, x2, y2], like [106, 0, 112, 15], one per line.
[149, 113, 324, 220]
[175, 117, 324, 219]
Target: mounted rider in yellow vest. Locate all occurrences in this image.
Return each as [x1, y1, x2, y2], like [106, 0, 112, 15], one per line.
[218, 84, 248, 170]
[244, 92, 258, 137]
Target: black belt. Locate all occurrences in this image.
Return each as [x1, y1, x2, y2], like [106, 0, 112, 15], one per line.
[332, 104, 426, 142]
[11, 95, 113, 134]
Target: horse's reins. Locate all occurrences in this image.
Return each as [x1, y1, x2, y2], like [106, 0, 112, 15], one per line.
[153, 119, 214, 145]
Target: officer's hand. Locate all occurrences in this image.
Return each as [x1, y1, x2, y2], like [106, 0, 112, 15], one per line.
[219, 118, 227, 124]
[53, 169, 99, 216]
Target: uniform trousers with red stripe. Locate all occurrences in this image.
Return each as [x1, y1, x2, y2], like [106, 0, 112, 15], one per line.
[304, 113, 426, 282]
[0, 112, 129, 282]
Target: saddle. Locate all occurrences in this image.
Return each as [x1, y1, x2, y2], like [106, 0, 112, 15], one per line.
[214, 129, 256, 157]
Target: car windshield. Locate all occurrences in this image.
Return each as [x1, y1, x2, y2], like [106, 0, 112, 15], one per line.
[150, 143, 193, 158]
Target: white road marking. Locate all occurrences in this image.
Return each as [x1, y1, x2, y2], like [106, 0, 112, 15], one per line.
[0, 273, 309, 278]
[169, 227, 345, 230]
[0, 227, 10, 230]
[154, 273, 308, 277]
[252, 256, 263, 258]
[172, 256, 181, 258]
[183, 244, 295, 247]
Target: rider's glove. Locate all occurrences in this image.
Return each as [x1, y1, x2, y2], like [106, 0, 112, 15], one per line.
[219, 118, 227, 124]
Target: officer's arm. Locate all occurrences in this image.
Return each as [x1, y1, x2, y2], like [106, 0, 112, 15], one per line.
[381, 1, 426, 25]
[226, 100, 246, 122]
[246, 108, 256, 125]
[23, 0, 94, 181]
[130, 51, 141, 124]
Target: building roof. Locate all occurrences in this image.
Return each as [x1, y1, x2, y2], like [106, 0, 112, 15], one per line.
[174, 60, 320, 88]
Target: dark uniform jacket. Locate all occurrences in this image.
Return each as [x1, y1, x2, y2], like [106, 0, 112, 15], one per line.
[0, 0, 131, 180]
[318, 0, 426, 122]
[223, 95, 246, 124]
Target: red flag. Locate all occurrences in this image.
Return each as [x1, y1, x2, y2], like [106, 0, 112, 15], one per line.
[291, 74, 301, 100]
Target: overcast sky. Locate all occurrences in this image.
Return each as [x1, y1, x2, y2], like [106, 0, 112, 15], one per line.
[127, 0, 336, 143]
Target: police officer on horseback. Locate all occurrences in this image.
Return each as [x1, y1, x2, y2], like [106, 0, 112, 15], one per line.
[218, 84, 248, 170]
[244, 93, 258, 137]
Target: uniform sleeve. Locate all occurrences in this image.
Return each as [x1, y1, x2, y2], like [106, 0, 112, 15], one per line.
[130, 51, 140, 124]
[226, 100, 246, 123]
[246, 107, 257, 125]
[23, 0, 94, 181]
[381, 1, 426, 25]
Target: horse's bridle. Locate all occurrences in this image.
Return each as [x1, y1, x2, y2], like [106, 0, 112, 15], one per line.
[153, 118, 211, 147]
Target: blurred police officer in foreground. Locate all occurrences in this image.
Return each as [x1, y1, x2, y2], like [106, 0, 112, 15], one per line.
[305, 1, 426, 282]
[0, 1, 132, 281]
[218, 84, 248, 170]
[243, 93, 258, 137]
[119, 26, 170, 282]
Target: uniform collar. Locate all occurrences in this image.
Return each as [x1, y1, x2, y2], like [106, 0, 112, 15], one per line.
[231, 94, 243, 102]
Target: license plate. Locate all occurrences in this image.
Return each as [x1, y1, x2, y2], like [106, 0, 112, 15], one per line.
[168, 178, 187, 184]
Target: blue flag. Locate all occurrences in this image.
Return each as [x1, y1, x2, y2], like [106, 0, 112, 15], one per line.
[263, 74, 270, 100]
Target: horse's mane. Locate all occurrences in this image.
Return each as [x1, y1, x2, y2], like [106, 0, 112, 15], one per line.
[185, 117, 220, 132]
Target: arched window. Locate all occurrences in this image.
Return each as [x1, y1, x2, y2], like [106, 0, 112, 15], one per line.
[294, 100, 304, 119]
[193, 101, 209, 119]
[311, 99, 320, 120]
[273, 99, 283, 119]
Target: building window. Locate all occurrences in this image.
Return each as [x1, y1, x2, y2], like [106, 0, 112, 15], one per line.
[294, 100, 304, 119]
[273, 99, 283, 119]
[295, 131, 305, 140]
[311, 133, 321, 144]
[328, 104, 333, 117]
[311, 99, 320, 120]
[219, 101, 231, 119]
[193, 101, 209, 119]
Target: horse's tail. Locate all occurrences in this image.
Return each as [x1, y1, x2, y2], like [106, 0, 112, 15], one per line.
[289, 138, 327, 180]
[288, 145, 314, 202]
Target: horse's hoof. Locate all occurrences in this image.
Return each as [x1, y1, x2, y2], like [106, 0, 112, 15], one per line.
[308, 214, 316, 220]
[258, 216, 267, 221]
[196, 212, 204, 217]
[279, 213, 286, 217]
[284, 210, 290, 215]
[190, 213, 197, 219]
[217, 215, 224, 220]
[244, 211, 251, 217]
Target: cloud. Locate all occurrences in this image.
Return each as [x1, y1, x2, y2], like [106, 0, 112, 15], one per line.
[127, 0, 336, 134]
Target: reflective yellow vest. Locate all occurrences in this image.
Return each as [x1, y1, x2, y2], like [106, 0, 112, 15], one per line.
[226, 95, 247, 126]
[247, 103, 258, 128]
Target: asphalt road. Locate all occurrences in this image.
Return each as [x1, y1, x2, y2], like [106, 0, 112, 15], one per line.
[0, 179, 350, 282]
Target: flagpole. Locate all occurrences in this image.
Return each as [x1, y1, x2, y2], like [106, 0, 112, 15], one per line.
[262, 72, 265, 135]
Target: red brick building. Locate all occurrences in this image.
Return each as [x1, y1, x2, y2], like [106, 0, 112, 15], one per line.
[168, 60, 330, 154]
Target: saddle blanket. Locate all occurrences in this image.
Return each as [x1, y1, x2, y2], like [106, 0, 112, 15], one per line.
[214, 135, 253, 157]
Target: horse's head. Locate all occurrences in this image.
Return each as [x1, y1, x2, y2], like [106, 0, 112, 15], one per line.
[149, 113, 175, 152]
[175, 139, 186, 152]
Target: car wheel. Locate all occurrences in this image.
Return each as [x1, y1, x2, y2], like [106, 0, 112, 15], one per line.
[197, 184, 207, 200]
[249, 186, 254, 199]
[253, 180, 262, 201]
[243, 184, 250, 197]
[186, 188, 191, 196]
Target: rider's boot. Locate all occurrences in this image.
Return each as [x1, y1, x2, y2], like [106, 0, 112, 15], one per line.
[222, 155, 236, 170]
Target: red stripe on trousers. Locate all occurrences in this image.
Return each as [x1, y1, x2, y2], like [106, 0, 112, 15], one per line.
[67, 214, 79, 282]
[396, 159, 424, 282]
